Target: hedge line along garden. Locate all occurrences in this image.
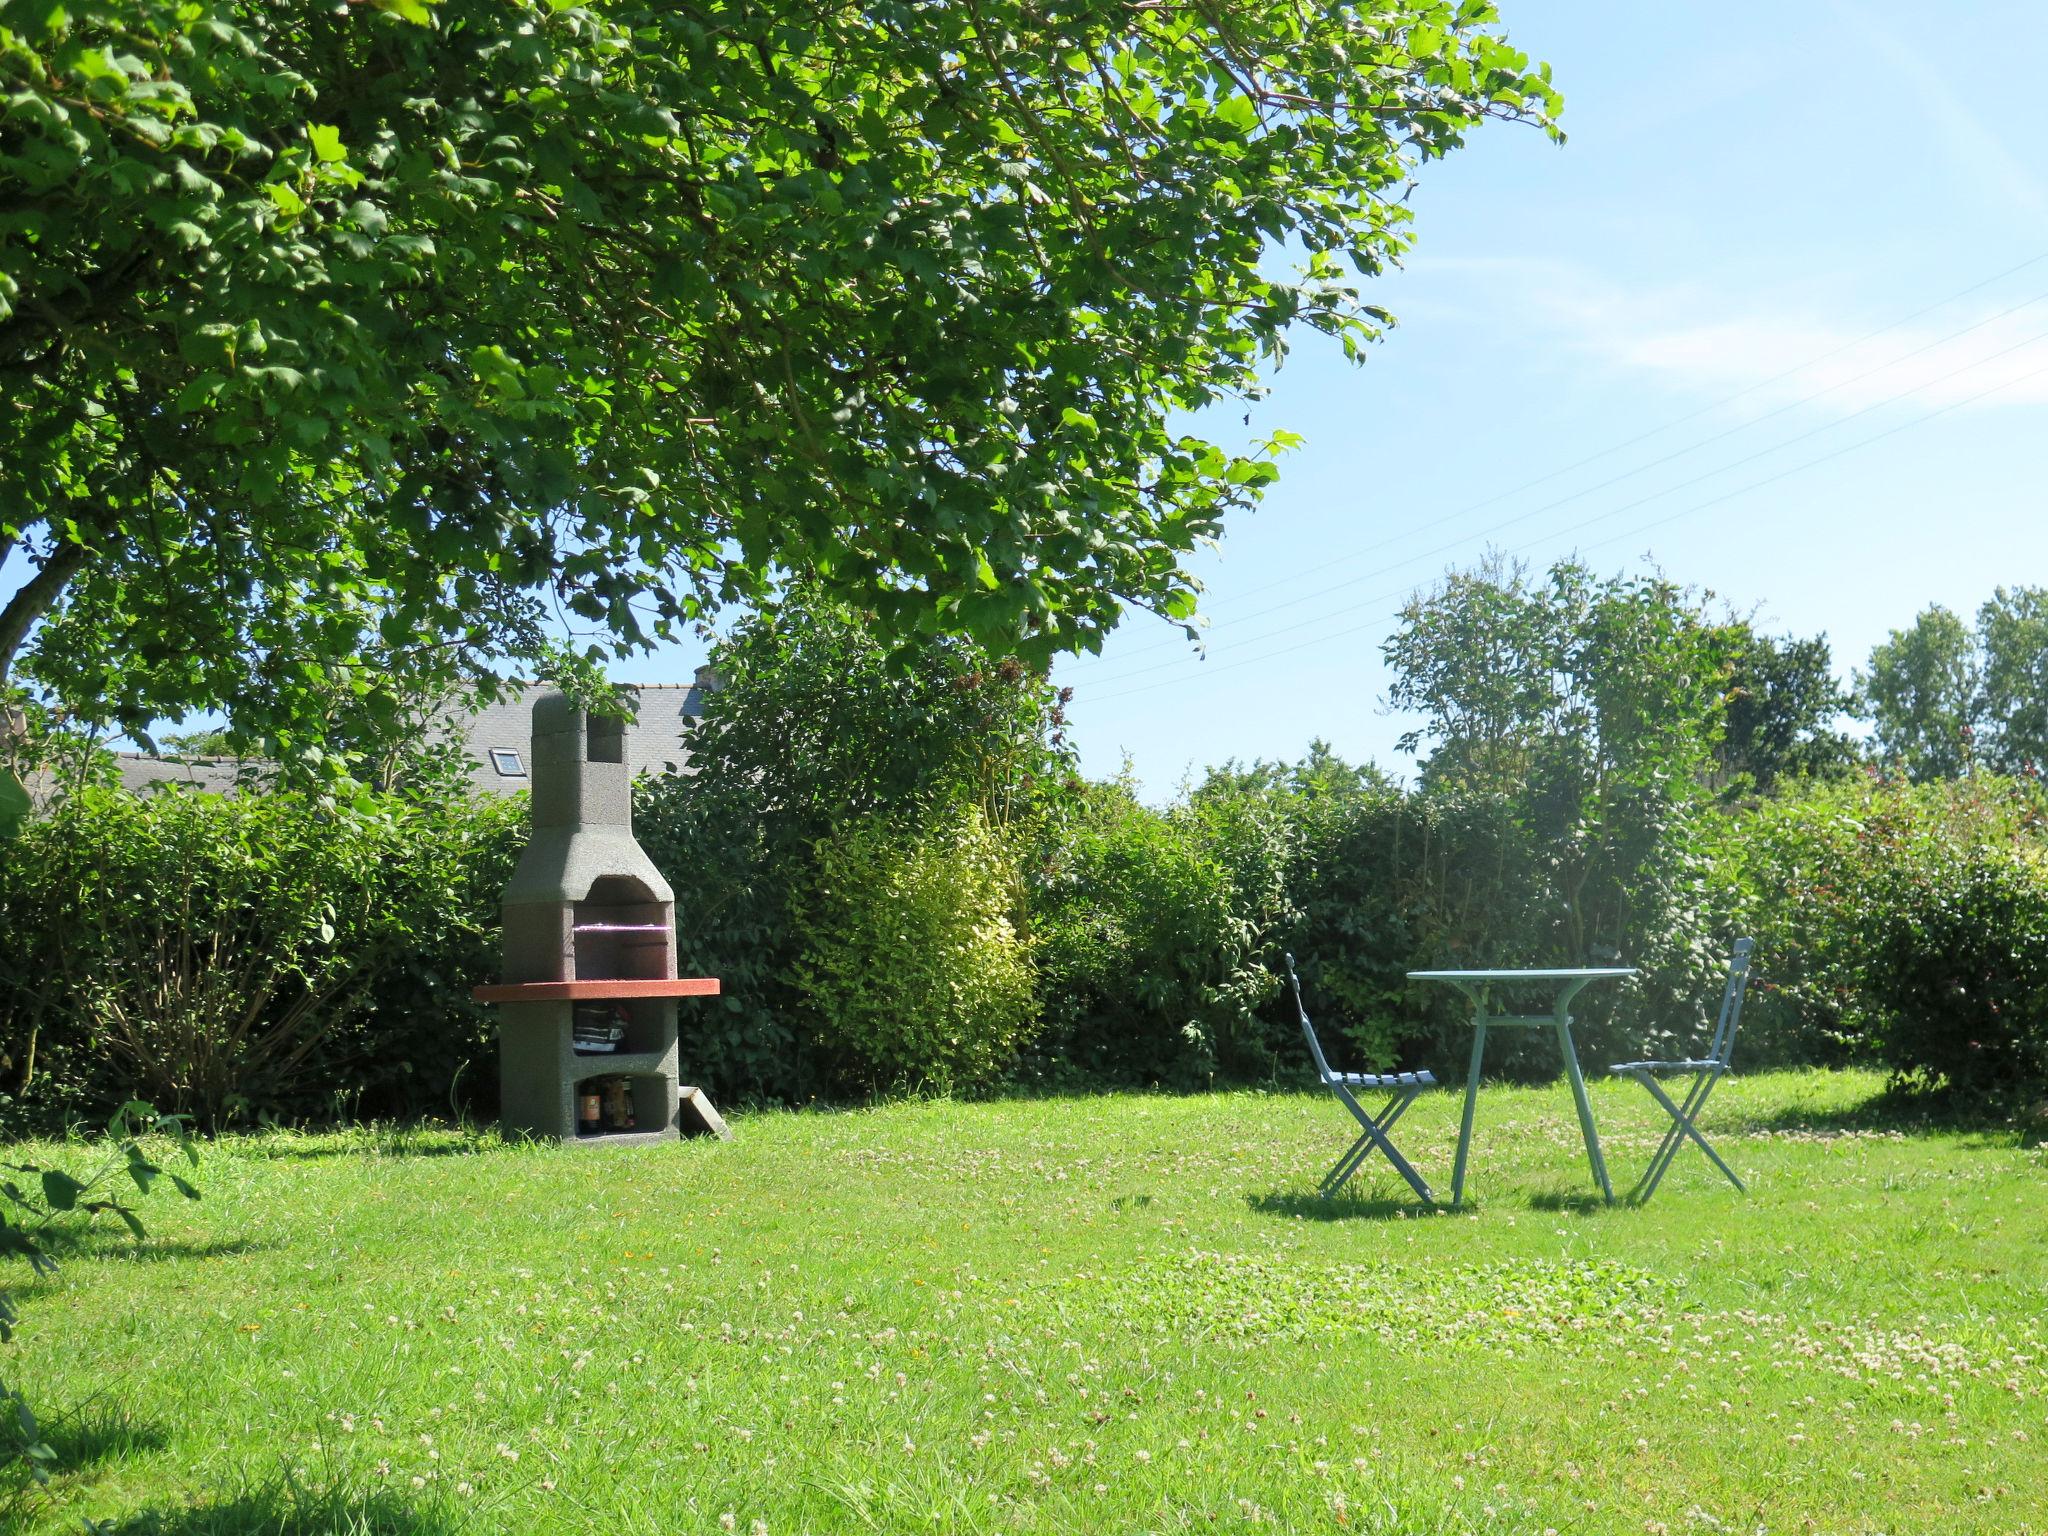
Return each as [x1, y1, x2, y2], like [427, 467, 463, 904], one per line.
[10, 574, 2048, 1135]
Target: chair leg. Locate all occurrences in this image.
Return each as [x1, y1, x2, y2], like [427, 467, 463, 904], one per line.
[1321, 1084, 1435, 1204]
[1631, 1064, 1720, 1200]
[1635, 1071, 1742, 1203]
[1629, 1071, 1695, 1201]
[1319, 1129, 1377, 1196]
[1664, 1074, 1742, 1193]
[1319, 1087, 1422, 1193]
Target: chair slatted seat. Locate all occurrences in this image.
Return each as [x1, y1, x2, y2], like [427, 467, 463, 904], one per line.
[1285, 953, 1437, 1203]
[1610, 938, 1755, 1204]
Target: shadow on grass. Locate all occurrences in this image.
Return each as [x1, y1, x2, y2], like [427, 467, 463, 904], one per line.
[31, 1232, 279, 1265]
[228, 1129, 498, 1163]
[1246, 1190, 1442, 1223]
[1526, 1189, 1621, 1216]
[1717, 1086, 2047, 1147]
[82, 1483, 462, 1536]
[41, 1402, 170, 1471]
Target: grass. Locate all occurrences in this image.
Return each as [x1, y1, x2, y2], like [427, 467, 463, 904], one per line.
[4, 1069, 2046, 1535]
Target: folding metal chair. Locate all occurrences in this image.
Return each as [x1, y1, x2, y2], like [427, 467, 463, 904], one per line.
[1610, 938, 1755, 1205]
[1284, 953, 1437, 1203]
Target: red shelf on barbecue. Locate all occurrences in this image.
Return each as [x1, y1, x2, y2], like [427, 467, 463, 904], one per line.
[472, 978, 722, 1003]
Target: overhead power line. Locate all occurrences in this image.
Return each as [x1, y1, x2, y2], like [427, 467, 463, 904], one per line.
[1076, 349, 2048, 707]
[1068, 246, 2048, 667]
[1077, 316, 2048, 690]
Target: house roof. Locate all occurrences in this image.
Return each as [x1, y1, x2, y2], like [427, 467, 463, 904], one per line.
[112, 754, 260, 797]
[108, 668, 717, 799]
[457, 674, 714, 796]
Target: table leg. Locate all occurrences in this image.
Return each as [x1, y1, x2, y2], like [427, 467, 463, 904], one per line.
[1451, 1012, 1487, 1207]
[1554, 1013, 1613, 1204]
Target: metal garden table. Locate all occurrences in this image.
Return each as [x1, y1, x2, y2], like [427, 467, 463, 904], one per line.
[1406, 967, 1638, 1207]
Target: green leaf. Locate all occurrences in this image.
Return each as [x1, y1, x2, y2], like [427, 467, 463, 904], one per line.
[109, 1100, 154, 1138]
[38, 1170, 84, 1212]
[0, 769, 28, 841]
[1212, 94, 1260, 135]
[307, 123, 345, 163]
[126, 1155, 160, 1196]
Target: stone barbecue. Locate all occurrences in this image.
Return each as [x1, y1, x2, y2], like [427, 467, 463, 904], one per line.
[472, 690, 727, 1144]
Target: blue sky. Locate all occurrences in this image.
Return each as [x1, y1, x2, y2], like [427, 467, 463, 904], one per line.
[1018, 0, 2048, 795]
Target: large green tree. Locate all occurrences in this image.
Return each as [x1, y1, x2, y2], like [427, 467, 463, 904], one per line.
[1384, 556, 1729, 964]
[1713, 622, 1858, 796]
[1976, 585, 2048, 776]
[1859, 605, 1981, 781]
[0, 0, 1558, 766]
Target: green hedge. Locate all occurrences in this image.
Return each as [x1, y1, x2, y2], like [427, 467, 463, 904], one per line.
[1702, 773, 2048, 1091]
[7, 767, 2046, 1130]
[0, 786, 520, 1133]
[1027, 783, 1275, 1090]
[792, 807, 1037, 1094]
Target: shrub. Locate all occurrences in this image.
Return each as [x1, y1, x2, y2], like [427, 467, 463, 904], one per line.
[331, 792, 523, 1121]
[635, 589, 1073, 1105]
[1703, 773, 2048, 1077]
[0, 787, 519, 1130]
[1696, 782, 1874, 1067]
[1029, 784, 1271, 1090]
[635, 769, 804, 1106]
[1860, 836, 2048, 1096]
[790, 809, 1038, 1094]
[1285, 783, 1548, 1076]
[1185, 761, 1709, 1083]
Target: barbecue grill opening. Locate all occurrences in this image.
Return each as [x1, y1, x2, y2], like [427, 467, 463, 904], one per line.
[572, 875, 670, 981]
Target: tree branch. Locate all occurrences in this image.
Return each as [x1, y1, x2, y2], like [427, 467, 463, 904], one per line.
[0, 537, 89, 691]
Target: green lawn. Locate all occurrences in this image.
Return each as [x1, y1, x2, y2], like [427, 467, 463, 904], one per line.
[6, 1070, 2045, 1535]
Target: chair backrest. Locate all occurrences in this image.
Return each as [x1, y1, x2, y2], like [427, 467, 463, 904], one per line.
[1283, 953, 1339, 1085]
[1705, 938, 1756, 1065]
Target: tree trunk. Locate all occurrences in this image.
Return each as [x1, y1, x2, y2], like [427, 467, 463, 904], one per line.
[0, 536, 88, 691]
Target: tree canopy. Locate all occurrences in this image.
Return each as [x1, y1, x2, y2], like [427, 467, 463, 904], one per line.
[1713, 623, 1858, 796]
[1859, 604, 1982, 782]
[1975, 586, 2048, 776]
[0, 0, 1559, 764]
[1858, 590, 2048, 781]
[1383, 556, 1728, 961]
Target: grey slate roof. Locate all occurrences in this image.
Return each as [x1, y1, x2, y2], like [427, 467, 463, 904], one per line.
[113, 754, 262, 797]
[110, 667, 716, 800]
[458, 673, 713, 796]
